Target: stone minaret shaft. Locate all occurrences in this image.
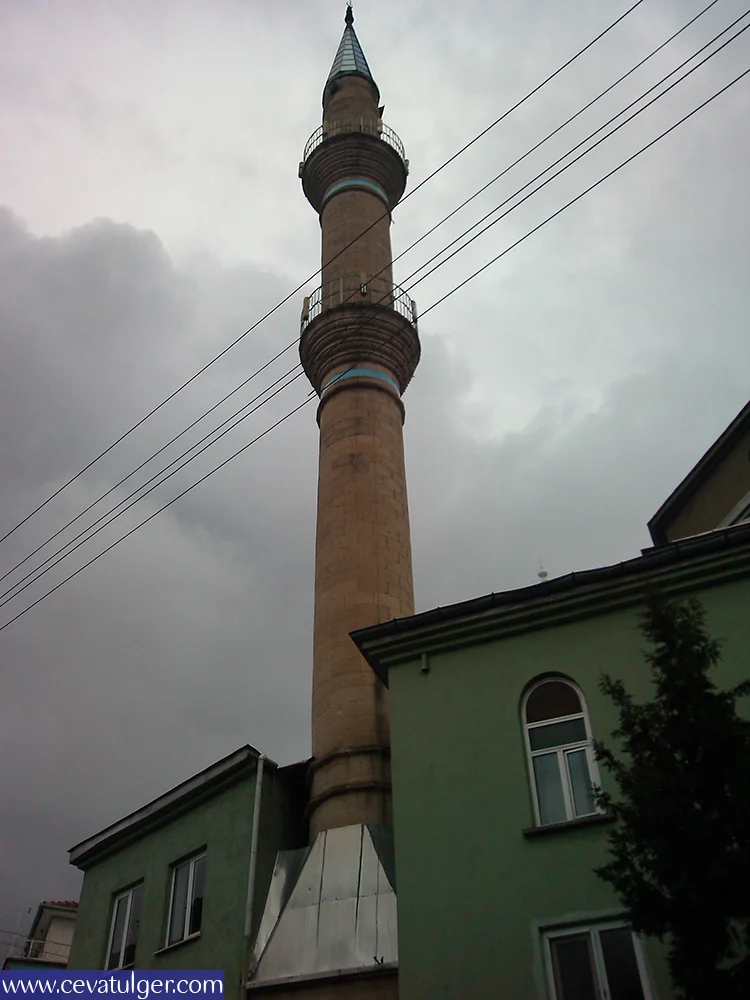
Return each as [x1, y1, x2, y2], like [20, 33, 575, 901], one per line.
[299, 8, 420, 837]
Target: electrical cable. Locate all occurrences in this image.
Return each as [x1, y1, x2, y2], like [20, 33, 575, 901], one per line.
[401, 16, 750, 300]
[0, 0, 720, 590]
[0, 367, 307, 611]
[0, 0, 648, 547]
[420, 68, 750, 317]
[1, 10, 745, 603]
[0, 365, 306, 606]
[0, 394, 316, 633]
[1, 60, 746, 633]
[387, 0, 722, 284]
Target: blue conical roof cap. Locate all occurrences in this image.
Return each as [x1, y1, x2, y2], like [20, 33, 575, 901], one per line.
[325, 6, 379, 101]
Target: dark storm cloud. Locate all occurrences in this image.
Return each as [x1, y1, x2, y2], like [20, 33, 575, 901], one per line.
[0, 213, 318, 943]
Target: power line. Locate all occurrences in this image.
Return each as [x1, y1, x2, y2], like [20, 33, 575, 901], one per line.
[0, 1, 713, 587]
[387, 0, 722, 284]
[403, 15, 750, 301]
[0, 366, 305, 607]
[1, 8, 744, 602]
[2, 60, 746, 633]
[0, 395, 316, 633]
[421, 67, 750, 317]
[0, 349, 300, 589]
[0, 369, 307, 612]
[0, 0, 647, 547]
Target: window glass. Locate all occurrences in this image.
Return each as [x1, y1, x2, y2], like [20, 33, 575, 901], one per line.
[526, 681, 582, 723]
[567, 749, 596, 817]
[533, 753, 567, 825]
[168, 854, 206, 946]
[730, 500, 750, 526]
[188, 856, 206, 936]
[525, 679, 599, 827]
[600, 927, 646, 1000]
[106, 896, 128, 971]
[106, 886, 142, 971]
[529, 717, 587, 751]
[550, 934, 598, 1000]
[169, 862, 190, 945]
[547, 926, 649, 1000]
[122, 885, 142, 967]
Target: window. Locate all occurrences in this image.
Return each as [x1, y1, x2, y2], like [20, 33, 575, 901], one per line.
[544, 923, 651, 1000]
[106, 884, 143, 970]
[167, 854, 206, 946]
[524, 678, 600, 826]
[729, 499, 750, 526]
[718, 490, 750, 528]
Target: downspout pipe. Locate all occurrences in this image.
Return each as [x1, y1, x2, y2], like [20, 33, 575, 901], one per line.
[241, 754, 265, 987]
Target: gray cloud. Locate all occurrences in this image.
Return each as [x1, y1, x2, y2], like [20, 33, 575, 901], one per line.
[0, 0, 748, 954]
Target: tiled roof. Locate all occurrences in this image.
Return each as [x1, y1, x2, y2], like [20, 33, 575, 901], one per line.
[42, 901, 78, 909]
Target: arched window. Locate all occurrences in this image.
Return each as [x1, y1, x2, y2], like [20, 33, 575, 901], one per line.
[523, 678, 599, 826]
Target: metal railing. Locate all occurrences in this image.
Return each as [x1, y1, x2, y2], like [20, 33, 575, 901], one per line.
[303, 118, 406, 166]
[1, 932, 71, 963]
[301, 274, 417, 333]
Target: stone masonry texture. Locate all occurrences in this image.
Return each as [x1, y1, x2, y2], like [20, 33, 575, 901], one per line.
[300, 64, 418, 835]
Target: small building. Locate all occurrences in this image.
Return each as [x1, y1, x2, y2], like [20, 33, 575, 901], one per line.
[352, 400, 750, 1000]
[2, 901, 78, 970]
[67, 747, 306, 1000]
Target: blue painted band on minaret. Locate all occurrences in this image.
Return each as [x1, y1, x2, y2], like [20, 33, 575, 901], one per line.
[322, 178, 389, 209]
[321, 368, 400, 397]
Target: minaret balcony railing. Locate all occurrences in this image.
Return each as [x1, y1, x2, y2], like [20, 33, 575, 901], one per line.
[303, 118, 407, 170]
[301, 274, 417, 334]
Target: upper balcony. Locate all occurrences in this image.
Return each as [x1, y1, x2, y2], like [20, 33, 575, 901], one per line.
[299, 118, 410, 213]
[302, 118, 408, 173]
[301, 274, 417, 335]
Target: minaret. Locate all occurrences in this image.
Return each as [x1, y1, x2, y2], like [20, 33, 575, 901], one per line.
[299, 4, 420, 837]
[248, 11, 415, 991]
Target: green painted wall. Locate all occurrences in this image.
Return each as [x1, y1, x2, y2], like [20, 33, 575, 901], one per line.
[69, 767, 304, 1000]
[388, 577, 750, 1000]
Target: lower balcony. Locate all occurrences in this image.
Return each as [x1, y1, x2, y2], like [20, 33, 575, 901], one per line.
[301, 274, 417, 335]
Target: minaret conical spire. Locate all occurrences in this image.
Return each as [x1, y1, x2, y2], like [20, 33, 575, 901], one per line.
[325, 4, 379, 102]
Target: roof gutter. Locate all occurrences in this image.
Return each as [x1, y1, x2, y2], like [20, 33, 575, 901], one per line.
[353, 523, 750, 683]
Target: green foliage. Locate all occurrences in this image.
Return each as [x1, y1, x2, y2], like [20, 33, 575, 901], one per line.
[594, 595, 750, 999]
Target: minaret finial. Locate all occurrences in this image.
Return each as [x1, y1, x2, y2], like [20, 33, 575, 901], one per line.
[345, 3, 354, 26]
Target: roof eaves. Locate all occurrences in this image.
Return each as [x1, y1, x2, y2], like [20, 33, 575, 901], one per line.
[69, 744, 274, 870]
[353, 522, 750, 682]
[648, 400, 750, 544]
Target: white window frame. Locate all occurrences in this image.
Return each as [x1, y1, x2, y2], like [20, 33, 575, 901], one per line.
[523, 678, 602, 827]
[718, 489, 750, 528]
[105, 884, 142, 970]
[543, 920, 653, 1000]
[166, 853, 206, 946]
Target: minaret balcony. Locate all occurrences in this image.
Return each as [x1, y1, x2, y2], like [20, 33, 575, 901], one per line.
[301, 274, 417, 334]
[300, 119, 409, 212]
[299, 273, 421, 396]
[303, 118, 408, 171]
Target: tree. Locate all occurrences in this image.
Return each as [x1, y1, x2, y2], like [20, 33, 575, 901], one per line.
[594, 595, 750, 999]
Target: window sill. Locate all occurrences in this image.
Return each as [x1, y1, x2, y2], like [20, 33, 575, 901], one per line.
[523, 812, 614, 838]
[153, 933, 202, 957]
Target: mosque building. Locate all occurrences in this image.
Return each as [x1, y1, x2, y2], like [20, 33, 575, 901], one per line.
[66, 9, 750, 1000]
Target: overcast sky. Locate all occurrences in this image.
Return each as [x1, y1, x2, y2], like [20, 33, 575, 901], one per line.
[0, 0, 748, 948]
